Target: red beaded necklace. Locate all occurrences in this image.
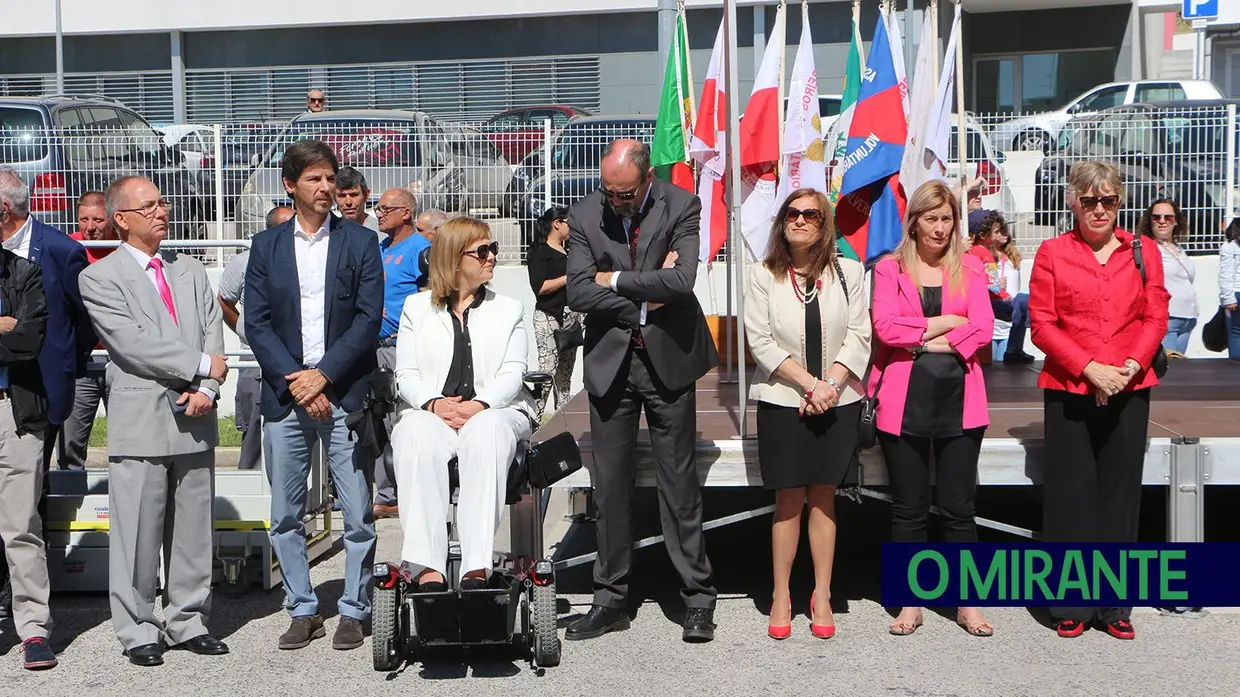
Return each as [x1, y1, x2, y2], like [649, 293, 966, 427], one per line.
[788, 265, 821, 305]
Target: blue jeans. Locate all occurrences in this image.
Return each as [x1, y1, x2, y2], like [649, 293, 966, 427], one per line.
[265, 404, 376, 621]
[1162, 317, 1197, 354]
[992, 293, 1030, 358]
[1228, 293, 1240, 360]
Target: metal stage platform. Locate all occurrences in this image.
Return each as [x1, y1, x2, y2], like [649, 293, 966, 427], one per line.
[537, 359, 1240, 546]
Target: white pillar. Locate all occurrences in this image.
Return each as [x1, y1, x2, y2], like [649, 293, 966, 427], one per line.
[171, 31, 187, 124]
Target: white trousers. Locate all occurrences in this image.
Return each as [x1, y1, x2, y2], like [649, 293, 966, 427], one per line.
[392, 406, 532, 580]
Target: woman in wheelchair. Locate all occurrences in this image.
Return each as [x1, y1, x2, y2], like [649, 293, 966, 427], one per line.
[391, 216, 538, 592]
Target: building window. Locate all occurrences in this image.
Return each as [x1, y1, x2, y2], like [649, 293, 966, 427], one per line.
[973, 49, 1118, 113]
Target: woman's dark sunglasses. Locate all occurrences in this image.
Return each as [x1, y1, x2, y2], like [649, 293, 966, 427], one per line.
[1079, 195, 1120, 212]
[463, 241, 499, 259]
[1150, 213, 1176, 223]
[785, 207, 824, 225]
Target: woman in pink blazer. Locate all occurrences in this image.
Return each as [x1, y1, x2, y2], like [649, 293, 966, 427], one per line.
[867, 180, 996, 637]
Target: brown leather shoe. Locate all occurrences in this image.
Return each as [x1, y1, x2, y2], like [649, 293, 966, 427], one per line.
[279, 615, 325, 650]
[333, 617, 365, 650]
[373, 504, 399, 520]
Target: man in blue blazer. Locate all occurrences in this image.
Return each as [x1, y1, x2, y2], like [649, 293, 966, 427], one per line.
[244, 140, 383, 653]
[0, 170, 96, 466]
[0, 168, 95, 619]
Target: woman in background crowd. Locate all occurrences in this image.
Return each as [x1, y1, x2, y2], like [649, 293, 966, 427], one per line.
[745, 188, 871, 641]
[967, 210, 1033, 364]
[1140, 199, 1196, 355]
[1218, 217, 1240, 359]
[1029, 161, 1168, 640]
[526, 206, 582, 416]
[869, 180, 996, 638]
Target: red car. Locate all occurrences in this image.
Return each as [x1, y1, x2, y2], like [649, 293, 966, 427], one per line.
[484, 105, 592, 163]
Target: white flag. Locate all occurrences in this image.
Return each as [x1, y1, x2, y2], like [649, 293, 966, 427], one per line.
[886, 7, 910, 123]
[776, 4, 827, 208]
[900, 8, 937, 194]
[924, 4, 962, 183]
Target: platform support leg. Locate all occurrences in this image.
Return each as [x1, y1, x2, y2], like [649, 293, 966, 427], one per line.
[1163, 437, 1206, 617]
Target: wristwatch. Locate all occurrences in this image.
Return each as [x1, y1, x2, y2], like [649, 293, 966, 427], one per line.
[825, 376, 842, 394]
[911, 342, 927, 358]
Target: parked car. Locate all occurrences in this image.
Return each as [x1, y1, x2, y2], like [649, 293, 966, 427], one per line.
[484, 105, 592, 163]
[1033, 99, 1240, 238]
[988, 80, 1223, 154]
[514, 115, 657, 232]
[0, 95, 202, 238]
[235, 109, 492, 234]
[438, 123, 512, 214]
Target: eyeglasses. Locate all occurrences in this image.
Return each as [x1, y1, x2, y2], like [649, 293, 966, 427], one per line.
[785, 207, 824, 225]
[117, 199, 172, 218]
[308, 98, 325, 104]
[1079, 195, 1120, 212]
[375, 205, 408, 217]
[600, 186, 640, 201]
[463, 241, 499, 259]
[1150, 213, 1176, 223]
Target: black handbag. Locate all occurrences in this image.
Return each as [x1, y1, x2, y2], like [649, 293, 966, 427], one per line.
[1203, 307, 1228, 353]
[554, 325, 585, 353]
[1130, 237, 1169, 378]
[525, 431, 584, 489]
[858, 349, 886, 451]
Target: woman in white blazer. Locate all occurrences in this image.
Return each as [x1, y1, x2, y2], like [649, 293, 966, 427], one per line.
[391, 216, 537, 592]
[744, 188, 872, 641]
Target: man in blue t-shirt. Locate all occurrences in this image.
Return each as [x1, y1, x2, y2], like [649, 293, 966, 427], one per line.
[373, 188, 431, 518]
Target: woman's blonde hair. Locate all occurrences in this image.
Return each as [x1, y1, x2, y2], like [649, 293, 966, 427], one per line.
[891, 180, 967, 295]
[428, 215, 490, 308]
[763, 188, 837, 285]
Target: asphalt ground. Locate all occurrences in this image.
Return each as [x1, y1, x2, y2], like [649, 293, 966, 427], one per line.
[2, 488, 1239, 697]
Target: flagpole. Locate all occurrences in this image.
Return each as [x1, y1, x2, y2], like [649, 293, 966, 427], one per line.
[954, 0, 967, 236]
[723, 0, 748, 434]
[854, 0, 866, 66]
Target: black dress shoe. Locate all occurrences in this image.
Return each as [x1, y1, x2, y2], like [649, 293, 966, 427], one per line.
[682, 607, 716, 643]
[564, 605, 630, 641]
[175, 634, 230, 655]
[123, 643, 164, 667]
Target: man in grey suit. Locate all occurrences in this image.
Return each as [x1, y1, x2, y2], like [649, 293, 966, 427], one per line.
[79, 176, 231, 667]
[564, 140, 720, 644]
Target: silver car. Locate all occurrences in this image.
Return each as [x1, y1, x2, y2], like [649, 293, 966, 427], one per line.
[235, 109, 471, 233]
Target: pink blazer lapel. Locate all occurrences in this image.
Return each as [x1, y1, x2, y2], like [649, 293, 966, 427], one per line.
[895, 269, 924, 316]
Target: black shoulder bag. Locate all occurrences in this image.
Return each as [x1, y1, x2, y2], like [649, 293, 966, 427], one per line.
[1130, 236, 1169, 378]
[833, 259, 880, 450]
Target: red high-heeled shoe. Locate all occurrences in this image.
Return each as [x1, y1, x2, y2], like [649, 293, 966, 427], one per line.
[768, 601, 792, 640]
[810, 592, 836, 639]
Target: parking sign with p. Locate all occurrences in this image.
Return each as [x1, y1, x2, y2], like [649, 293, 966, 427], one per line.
[1184, 0, 1218, 20]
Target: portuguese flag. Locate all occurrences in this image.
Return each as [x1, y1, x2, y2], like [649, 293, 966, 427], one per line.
[651, 8, 695, 191]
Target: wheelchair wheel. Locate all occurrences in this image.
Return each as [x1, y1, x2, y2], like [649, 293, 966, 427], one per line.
[372, 583, 404, 672]
[529, 582, 561, 668]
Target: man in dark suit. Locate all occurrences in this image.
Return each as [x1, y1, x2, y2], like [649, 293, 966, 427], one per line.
[0, 167, 95, 619]
[564, 139, 720, 643]
[245, 140, 383, 652]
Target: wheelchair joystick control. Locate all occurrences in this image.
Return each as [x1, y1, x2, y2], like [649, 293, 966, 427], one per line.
[531, 560, 554, 587]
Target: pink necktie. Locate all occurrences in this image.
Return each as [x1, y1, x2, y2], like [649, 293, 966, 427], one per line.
[149, 257, 178, 325]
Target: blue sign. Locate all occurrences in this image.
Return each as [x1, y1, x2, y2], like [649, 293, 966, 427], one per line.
[1184, 0, 1218, 20]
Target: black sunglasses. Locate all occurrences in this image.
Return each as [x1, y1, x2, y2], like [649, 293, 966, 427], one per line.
[1079, 195, 1120, 212]
[463, 241, 499, 259]
[785, 207, 824, 225]
[600, 186, 640, 201]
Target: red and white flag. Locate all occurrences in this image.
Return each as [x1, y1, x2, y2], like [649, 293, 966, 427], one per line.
[775, 3, 827, 212]
[691, 20, 728, 263]
[738, 2, 785, 261]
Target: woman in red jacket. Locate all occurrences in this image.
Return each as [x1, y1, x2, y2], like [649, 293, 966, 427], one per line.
[1028, 161, 1169, 641]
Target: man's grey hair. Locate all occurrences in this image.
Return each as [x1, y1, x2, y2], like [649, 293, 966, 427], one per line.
[418, 209, 449, 232]
[0, 167, 31, 217]
[104, 175, 149, 222]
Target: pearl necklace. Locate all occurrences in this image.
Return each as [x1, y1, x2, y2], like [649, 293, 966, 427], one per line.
[788, 266, 822, 305]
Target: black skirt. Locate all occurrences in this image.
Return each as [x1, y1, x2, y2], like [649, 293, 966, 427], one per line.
[756, 400, 862, 490]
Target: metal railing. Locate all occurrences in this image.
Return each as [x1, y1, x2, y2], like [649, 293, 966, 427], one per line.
[968, 104, 1239, 256]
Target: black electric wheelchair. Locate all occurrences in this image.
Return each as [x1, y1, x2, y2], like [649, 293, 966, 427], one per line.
[367, 369, 582, 672]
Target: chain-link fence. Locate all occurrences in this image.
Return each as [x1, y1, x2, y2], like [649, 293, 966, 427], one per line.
[971, 103, 1239, 256]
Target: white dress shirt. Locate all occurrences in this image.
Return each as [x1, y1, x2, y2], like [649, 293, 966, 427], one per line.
[608, 186, 654, 325]
[1158, 242, 1197, 320]
[2, 216, 32, 259]
[121, 243, 215, 398]
[293, 216, 331, 366]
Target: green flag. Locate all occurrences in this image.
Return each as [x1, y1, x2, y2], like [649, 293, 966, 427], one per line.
[651, 11, 694, 191]
[829, 8, 865, 261]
